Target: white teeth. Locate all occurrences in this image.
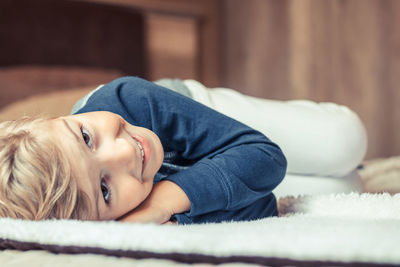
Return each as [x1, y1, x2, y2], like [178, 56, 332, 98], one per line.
[132, 136, 145, 163]
[135, 140, 144, 162]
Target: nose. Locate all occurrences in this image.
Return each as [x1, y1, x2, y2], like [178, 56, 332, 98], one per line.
[101, 136, 137, 175]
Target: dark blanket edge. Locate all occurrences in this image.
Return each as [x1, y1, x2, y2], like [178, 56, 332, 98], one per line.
[0, 238, 397, 267]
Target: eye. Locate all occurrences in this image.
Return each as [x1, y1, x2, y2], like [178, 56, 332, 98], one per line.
[101, 179, 111, 204]
[80, 127, 92, 148]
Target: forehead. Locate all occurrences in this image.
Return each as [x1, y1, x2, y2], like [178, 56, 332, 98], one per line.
[47, 117, 99, 220]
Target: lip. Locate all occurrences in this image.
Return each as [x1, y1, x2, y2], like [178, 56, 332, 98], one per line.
[131, 134, 151, 176]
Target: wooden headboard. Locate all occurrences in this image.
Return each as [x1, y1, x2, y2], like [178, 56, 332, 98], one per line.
[0, 0, 145, 108]
[0, 0, 220, 109]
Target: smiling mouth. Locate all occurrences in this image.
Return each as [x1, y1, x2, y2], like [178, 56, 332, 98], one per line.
[132, 137, 144, 163]
[129, 133, 151, 179]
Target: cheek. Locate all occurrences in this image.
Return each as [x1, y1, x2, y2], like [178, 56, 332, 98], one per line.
[115, 181, 153, 216]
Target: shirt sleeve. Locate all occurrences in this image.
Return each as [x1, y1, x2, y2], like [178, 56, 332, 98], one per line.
[73, 77, 287, 222]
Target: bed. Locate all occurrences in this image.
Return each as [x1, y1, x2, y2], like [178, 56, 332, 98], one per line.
[1, 76, 399, 266]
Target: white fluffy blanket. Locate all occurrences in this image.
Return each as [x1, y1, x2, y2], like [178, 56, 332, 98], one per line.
[0, 193, 399, 266]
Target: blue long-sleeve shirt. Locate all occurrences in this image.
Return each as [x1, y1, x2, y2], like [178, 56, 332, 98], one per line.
[73, 77, 287, 224]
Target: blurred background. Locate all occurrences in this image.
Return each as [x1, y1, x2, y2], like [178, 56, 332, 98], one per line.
[0, 0, 399, 160]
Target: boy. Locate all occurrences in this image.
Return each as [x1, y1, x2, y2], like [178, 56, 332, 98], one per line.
[0, 77, 366, 224]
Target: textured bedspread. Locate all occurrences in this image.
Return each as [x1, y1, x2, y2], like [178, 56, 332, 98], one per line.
[1, 193, 399, 266]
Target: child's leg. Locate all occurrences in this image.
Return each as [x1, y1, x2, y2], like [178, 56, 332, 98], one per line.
[183, 79, 367, 177]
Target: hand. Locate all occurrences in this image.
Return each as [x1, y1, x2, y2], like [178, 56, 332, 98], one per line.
[118, 180, 191, 224]
[162, 220, 178, 225]
[117, 198, 170, 224]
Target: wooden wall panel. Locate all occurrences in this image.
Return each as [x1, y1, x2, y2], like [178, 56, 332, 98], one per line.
[222, 0, 291, 99]
[145, 13, 199, 81]
[221, 0, 400, 159]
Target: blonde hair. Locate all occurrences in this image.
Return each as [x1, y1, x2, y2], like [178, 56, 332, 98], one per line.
[0, 117, 91, 220]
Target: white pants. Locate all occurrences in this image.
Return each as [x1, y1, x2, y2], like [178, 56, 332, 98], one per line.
[183, 80, 368, 196]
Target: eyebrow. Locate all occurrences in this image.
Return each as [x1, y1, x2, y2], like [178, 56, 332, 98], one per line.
[61, 119, 101, 220]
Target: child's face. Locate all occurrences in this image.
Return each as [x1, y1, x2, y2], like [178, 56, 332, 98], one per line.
[47, 111, 164, 220]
